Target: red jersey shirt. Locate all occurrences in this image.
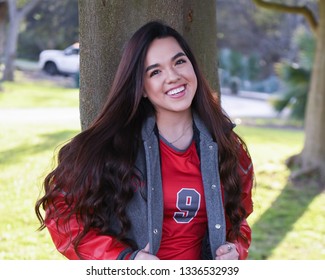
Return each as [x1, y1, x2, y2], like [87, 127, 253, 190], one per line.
[156, 139, 208, 260]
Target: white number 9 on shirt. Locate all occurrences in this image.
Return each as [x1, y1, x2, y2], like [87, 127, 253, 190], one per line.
[174, 188, 201, 223]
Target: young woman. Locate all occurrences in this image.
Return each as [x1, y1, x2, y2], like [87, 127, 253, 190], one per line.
[35, 21, 254, 260]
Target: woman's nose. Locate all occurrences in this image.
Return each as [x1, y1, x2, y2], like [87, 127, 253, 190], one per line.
[165, 67, 180, 83]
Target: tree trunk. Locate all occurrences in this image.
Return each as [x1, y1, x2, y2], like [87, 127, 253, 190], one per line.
[183, 0, 219, 92]
[0, 1, 7, 59]
[0, 1, 7, 89]
[79, 0, 218, 130]
[300, 0, 325, 183]
[2, 19, 19, 81]
[252, 0, 325, 184]
[2, 0, 19, 81]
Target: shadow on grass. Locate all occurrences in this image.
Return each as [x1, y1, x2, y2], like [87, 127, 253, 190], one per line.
[249, 179, 323, 259]
[0, 130, 78, 167]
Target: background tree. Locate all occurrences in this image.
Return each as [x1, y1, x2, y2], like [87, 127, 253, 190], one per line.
[253, 0, 325, 184]
[0, 0, 7, 90]
[78, 0, 219, 130]
[216, 0, 312, 93]
[18, 0, 79, 60]
[1, 0, 41, 81]
[0, 0, 7, 59]
[272, 27, 315, 119]
[217, 0, 292, 78]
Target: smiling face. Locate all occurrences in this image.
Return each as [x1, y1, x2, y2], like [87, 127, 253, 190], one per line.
[143, 37, 198, 118]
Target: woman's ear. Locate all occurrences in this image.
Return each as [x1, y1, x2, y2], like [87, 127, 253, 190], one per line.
[143, 91, 148, 98]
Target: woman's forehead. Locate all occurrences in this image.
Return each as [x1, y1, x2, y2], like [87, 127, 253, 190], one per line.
[145, 37, 184, 64]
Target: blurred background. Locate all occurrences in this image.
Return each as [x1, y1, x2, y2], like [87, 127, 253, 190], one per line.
[0, 0, 324, 260]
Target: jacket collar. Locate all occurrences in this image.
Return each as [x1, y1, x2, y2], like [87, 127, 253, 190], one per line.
[141, 113, 157, 142]
[192, 112, 213, 142]
[141, 110, 213, 142]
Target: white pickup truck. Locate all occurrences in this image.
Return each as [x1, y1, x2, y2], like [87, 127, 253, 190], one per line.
[38, 42, 79, 76]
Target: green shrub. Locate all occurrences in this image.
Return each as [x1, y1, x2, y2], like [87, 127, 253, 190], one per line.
[272, 27, 315, 120]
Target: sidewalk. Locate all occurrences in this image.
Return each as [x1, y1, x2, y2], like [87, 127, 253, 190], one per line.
[1, 107, 80, 123]
[221, 87, 271, 101]
[220, 88, 278, 119]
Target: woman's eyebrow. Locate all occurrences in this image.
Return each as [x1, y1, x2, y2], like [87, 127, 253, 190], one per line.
[145, 52, 186, 73]
[145, 63, 159, 73]
[172, 52, 186, 61]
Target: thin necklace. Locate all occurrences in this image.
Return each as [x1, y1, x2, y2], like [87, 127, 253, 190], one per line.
[160, 123, 193, 144]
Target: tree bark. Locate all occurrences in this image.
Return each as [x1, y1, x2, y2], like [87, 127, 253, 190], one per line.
[301, 0, 325, 183]
[183, 0, 219, 92]
[79, 0, 219, 130]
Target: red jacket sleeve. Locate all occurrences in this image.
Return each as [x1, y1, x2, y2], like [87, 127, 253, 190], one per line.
[226, 143, 254, 260]
[45, 193, 133, 260]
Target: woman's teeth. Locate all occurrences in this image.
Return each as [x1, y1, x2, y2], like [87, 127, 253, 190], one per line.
[167, 86, 185, 96]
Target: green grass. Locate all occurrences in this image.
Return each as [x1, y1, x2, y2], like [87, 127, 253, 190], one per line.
[0, 80, 324, 259]
[0, 121, 79, 259]
[0, 75, 79, 108]
[0, 79, 79, 259]
[236, 126, 325, 260]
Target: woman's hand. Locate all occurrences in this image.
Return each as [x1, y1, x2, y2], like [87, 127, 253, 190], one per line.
[134, 243, 160, 260]
[215, 242, 239, 260]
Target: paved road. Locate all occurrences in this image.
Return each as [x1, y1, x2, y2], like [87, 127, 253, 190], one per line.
[221, 93, 277, 119]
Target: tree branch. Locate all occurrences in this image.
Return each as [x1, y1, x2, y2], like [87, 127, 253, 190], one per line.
[252, 0, 318, 34]
[22, 0, 42, 15]
[16, 0, 42, 21]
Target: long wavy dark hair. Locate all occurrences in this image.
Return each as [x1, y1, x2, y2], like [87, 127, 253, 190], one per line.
[35, 20, 249, 258]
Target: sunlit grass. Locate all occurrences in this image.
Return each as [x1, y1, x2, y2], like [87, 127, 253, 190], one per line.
[0, 77, 79, 108]
[0, 119, 80, 259]
[236, 125, 324, 260]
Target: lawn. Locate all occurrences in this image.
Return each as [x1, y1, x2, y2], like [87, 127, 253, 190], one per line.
[0, 74, 79, 108]
[236, 125, 325, 260]
[0, 78, 324, 260]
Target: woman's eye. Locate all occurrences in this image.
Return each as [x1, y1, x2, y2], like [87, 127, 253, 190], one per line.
[150, 69, 160, 77]
[176, 59, 186, 65]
